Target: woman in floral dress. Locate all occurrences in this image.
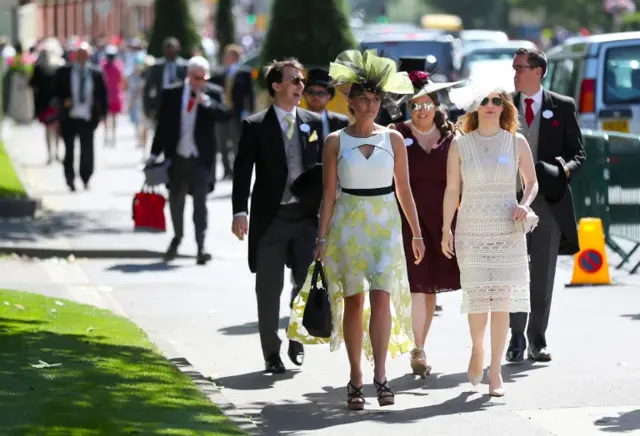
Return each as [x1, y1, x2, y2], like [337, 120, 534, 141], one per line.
[389, 70, 462, 377]
[288, 49, 424, 410]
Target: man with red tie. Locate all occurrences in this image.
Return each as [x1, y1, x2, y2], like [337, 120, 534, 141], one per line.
[507, 48, 586, 363]
[148, 56, 230, 265]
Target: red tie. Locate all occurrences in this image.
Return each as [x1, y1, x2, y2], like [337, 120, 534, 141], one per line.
[524, 98, 534, 127]
[187, 98, 195, 113]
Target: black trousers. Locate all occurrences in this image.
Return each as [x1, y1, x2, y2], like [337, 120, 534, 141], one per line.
[61, 118, 94, 185]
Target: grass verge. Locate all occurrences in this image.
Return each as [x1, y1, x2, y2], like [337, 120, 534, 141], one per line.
[0, 141, 27, 198]
[0, 289, 246, 435]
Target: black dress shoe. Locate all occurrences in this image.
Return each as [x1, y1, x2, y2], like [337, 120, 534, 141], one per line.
[264, 355, 286, 374]
[67, 181, 76, 192]
[528, 346, 552, 362]
[287, 341, 304, 366]
[506, 333, 526, 363]
[196, 251, 212, 265]
[164, 238, 180, 261]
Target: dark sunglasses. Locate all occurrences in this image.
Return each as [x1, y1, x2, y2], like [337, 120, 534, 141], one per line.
[480, 97, 504, 107]
[288, 76, 305, 86]
[410, 102, 436, 112]
[305, 89, 329, 97]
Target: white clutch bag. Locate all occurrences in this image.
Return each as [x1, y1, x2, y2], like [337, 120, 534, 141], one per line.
[515, 210, 539, 234]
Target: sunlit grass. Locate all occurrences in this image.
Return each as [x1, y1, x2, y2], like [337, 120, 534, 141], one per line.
[0, 289, 246, 435]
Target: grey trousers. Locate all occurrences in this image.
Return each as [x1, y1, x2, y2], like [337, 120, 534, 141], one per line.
[255, 203, 317, 359]
[169, 156, 211, 248]
[510, 197, 561, 349]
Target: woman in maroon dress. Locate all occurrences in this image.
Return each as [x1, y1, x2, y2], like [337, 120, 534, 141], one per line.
[390, 71, 462, 377]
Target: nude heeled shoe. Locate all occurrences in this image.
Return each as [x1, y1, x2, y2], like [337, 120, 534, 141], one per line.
[410, 348, 432, 378]
[467, 349, 484, 386]
[489, 372, 505, 397]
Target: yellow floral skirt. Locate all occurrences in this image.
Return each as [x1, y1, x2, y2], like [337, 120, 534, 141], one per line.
[287, 192, 414, 362]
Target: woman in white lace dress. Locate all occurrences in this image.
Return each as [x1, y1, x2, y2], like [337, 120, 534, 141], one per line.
[441, 83, 538, 397]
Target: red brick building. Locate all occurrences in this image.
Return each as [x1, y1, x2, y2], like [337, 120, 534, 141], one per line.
[30, 0, 154, 40]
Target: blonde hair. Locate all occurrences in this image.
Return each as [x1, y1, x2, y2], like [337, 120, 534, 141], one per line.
[457, 91, 519, 134]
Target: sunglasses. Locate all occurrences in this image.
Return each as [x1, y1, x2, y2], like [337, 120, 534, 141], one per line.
[480, 97, 504, 107]
[288, 76, 305, 86]
[410, 102, 436, 112]
[305, 90, 330, 97]
[191, 75, 206, 81]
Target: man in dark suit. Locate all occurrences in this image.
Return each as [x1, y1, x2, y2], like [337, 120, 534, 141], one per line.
[507, 48, 586, 363]
[211, 44, 255, 179]
[302, 68, 350, 135]
[148, 56, 230, 265]
[231, 58, 324, 374]
[53, 41, 108, 192]
[143, 37, 188, 124]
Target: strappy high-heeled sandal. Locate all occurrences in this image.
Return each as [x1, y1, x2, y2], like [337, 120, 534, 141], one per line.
[346, 381, 365, 410]
[410, 348, 432, 378]
[373, 378, 395, 407]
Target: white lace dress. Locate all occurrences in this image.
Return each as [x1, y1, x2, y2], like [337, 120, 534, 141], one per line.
[455, 129, 531, 314]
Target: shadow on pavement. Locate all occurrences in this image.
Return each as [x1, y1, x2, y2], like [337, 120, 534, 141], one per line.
[594, 409, 640, 433]
[214, 369, 301, 391]
[621, 313, 640, 321]
[256, 390, 493, 433]
[217, 316, 289, 336]
[2, 210, 125, 243]
[106, 262, 181, 273]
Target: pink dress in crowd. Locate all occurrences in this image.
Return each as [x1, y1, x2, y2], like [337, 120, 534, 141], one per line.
[101, 58, 124, 114]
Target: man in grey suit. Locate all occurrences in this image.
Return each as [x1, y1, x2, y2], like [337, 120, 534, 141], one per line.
[143, 37, 188, 124]
[507, 48, 586, 363]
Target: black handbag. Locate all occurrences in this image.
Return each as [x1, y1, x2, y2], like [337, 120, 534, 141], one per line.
[302, 260, 332, 338]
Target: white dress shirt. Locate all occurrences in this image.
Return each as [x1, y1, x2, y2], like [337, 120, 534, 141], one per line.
[70, 64, 93, 121]
[163, 61, 177, 88]
[273, 104, 297, 132]
[177, 81, 199, 158]
[520, 87, 544, 116]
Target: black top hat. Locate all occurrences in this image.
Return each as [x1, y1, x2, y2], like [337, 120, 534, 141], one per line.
[305, 68, 335, 97]
[535, 160, 568, 203]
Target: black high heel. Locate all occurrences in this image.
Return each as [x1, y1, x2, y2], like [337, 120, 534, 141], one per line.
[373, 378, 395, 407]
[346, 381, 365, 410]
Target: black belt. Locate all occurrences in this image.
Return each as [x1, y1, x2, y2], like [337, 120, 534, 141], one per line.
[341, 186, 393, 196]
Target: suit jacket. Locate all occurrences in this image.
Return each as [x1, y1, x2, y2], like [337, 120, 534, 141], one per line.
[52, 63, 108, 130]
[326, 110, 350, 133]
[143, 57, 188, 120]
[232, 106, 324, 272]
[513, 89, 586, 255]
[150, 82, 231, 190]
[209, 65, 255, 119]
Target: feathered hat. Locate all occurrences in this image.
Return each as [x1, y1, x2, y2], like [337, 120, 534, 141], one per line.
[328, 49, 414, 119]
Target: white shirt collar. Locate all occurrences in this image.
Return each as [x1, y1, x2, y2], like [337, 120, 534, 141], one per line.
[521, 87, 543, 107]
[273, 104, 296, 123]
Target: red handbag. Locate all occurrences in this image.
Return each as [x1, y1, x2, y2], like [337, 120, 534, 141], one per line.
[132, 185, 167, 232]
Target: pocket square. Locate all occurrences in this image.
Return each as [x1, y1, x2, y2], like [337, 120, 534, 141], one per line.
[309, 130, 318, 142]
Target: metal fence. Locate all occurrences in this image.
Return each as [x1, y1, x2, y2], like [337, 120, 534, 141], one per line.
[576, 129, 640, 272]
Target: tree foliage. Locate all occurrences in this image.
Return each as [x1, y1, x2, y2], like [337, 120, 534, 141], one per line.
[260, 0, 357, 69]
[215, 0, 236, 62]
[148, 0, 201, 59]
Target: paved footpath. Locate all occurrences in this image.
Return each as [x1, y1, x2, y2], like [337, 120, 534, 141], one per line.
[1, 119, 640, 435]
